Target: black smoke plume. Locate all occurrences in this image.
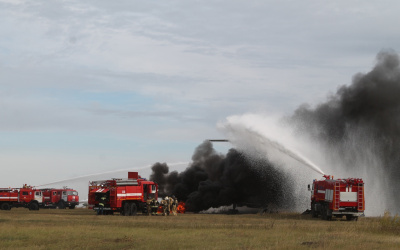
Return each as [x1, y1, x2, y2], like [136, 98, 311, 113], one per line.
[150, 141, 293, 212]
[290, 50, 400, 210]
[150, 50, 400, 213]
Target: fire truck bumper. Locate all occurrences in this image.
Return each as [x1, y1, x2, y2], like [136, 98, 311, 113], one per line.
[332, 211, 364, 217]
[93, 207, 112, 211]
[67, 202, 79, 206]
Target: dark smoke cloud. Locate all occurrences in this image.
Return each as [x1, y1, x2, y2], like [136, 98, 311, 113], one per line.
[290, 50, 400, 209]
[292, 50, 400, 141]
[150, 141, 293, 212]
[151, 50, 400, 213]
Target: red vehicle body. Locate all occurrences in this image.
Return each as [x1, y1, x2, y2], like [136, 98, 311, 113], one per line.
[0, 185, 42, 210]
[88, 172, 158, 215]
[308, 175, 365, 220]
[40, 188, 79, 209]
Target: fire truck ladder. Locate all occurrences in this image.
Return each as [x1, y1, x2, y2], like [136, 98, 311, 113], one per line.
[109, 189, 116, 206]
[333, 182, 340, 210]
[357, 184, 364, 211]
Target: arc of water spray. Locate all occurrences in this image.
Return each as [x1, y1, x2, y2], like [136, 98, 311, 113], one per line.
[261, 136, 325, 175]
[34, 162, 189, 187]
[222, 123, 325, 175]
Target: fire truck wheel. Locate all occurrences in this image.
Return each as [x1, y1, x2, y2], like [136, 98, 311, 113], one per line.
[123, 202, 131, 216]
[321, 205, 327, 220]
[57, 201, 65, 209]
[311, 203, 318, 218]
[1, 203, 11, 210]
[69, 205, 76, 209]
[29, 202, 39, 211]
[130, 203, 137, 216]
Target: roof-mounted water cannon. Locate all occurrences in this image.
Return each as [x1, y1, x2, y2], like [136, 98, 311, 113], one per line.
[323, 174, 332, 180]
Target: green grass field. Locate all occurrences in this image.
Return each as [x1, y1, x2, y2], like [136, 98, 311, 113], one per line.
[0, 208, 399, 249]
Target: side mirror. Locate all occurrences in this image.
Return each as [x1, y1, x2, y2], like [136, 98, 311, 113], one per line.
[307, 184, 311, 191]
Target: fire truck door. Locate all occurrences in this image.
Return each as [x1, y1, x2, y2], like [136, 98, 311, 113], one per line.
[148, 185, 156, 199]
[34, 191, 43, 203]
[21, 191, 29, 202]
[143, 184, 148, 200]
[62, 191, 68, 201]
[53, 191, 60, 203]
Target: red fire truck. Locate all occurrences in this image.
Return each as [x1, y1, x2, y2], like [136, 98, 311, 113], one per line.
[0, 185, 42, 210]
[40, 188, 79, 209]
[308, 175, 365, 220]
[88, 172, 158, 215]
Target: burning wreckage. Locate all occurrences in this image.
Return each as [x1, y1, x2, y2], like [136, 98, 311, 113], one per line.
[148, 141, 295, 214]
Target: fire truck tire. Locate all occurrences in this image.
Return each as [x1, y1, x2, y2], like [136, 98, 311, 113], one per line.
[69, 205, 76, 209]
[123, 202, 131, 216]
[29, 202, 39, 211]
[1, 203, 11, 210]
[311, 202, 318, 218]
[321, 205, 332, 221]
[321, 205, 327, 220]
[130, 203, 137, 216]
[57, 201, 65, 209]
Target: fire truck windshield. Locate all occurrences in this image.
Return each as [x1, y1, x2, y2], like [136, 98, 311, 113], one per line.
[67, 191, 78, 196]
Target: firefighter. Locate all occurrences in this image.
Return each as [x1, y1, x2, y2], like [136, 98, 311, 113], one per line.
[150, 199, 158, 215]
[169, 196, 174, 214]
[172, 196, 178, 216]
[166, 196, 171, 216]
[98, 195, 106, 215]
[150, 199, 155, 215]
[162, 197, 169, 216]
[160, 197, 166, 216]
[146, 198, 152, 216]
[169, 196, 175, 216]
[155, 200, 160, 215]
